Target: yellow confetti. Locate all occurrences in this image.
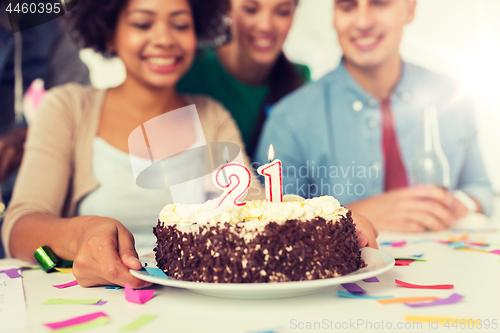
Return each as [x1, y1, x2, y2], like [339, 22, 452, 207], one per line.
[55, 267, 73, 274]
[406, 316, 479, 325]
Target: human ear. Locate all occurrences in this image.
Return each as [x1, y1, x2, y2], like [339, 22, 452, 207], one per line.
[405, 0, 417, 24]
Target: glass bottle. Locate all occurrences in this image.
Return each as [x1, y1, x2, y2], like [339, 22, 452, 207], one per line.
[412, 106, 451, 188]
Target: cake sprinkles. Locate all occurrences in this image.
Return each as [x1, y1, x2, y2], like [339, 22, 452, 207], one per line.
[153, 196, 366, 283]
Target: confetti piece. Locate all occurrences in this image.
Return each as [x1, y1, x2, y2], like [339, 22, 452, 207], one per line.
[144, 267, 168, 278]
[20, 264, 40, 271]
[391, 241, 406, 247]
[338, 290, 392, 299]
[412, 253, 424, 258]
[125, 283, 154, 304]
[104, 286, 123, 290]
[396, 279, 453, 289]
[394, 257, 426, 262]
[405, 315, 479, 325]
[0, 268, 22, 279]
[45, 311, 108, 330]
[395, 259, 415, 266]
[455, 248, 490, 253]
[377, 296, 440, 305]
[53, 280, 78, 289]
[120, 315, 158, 331]
[363, 277, 379, 283]
[43, 299, 102, 305]
[51, 317, 110, 333]
[490, 250, 500, 255]
[54, 267, 73, 274]
[405, 293, 464, 308]
[341, 283, 365, 294]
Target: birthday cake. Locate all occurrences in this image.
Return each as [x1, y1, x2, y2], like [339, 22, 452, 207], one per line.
[153, 195, 366, 283]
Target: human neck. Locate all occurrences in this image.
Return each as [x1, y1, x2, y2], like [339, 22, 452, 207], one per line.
[344, 53, 402, 101]
[217, 42, 275, 86]
[112, 76, 184, 120]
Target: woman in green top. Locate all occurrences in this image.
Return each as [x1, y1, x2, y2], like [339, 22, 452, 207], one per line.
[177, 0, 310, 157]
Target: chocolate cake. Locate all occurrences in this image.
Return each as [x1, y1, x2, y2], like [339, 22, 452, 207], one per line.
[153, 196, 366, 283]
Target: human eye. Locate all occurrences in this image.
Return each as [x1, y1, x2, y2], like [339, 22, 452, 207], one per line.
[276, 5, 293, 17]
[132, 22, 152, 30]
[243, 5, 258, 14]
[371, 0, 389, 7]
[336, 0, 357, 11]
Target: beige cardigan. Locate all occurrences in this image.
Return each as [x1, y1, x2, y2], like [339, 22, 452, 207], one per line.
[2, 83, 263, 257]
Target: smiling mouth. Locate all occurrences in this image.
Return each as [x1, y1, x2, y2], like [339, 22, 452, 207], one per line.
[146, 57, 178, 66]
[251, 37, 276, 50]
[352, 35, 383, 48]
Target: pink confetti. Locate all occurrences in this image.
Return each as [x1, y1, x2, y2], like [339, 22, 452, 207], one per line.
[125, 283, 155, 304]
[490, 250, 500, 255]
[44, 311, 107, 330]
[391, 241, 407, 247]
[395, 259, 415, 266]
[341, 283, 366, 294]
[0, 268, 22, 279]
[396, 279, 453, 289]
[92, 301, 107, 306]
[405, 293, 464, 308]
[53, 280, 78, 289]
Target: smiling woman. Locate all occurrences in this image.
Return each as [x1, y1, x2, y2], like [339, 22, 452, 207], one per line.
[1, 0, 269, 288]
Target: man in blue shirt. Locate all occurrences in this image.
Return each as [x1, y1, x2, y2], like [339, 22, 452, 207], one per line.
[256, 0, 493, 232]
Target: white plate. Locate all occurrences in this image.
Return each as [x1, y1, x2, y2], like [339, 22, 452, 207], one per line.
[130, 247, 394, 299]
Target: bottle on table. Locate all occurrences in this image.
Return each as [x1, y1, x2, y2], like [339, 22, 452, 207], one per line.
[411, 106, 450, 189]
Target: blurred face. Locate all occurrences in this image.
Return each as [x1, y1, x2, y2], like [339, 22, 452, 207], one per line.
[231, 0, 297, 65]
[334, 0, 416, 69]
[110, 0, 196, 89]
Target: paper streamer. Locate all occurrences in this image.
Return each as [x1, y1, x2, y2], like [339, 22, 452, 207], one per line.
[341, 283, 365, 294]
[43, 299, 102, 305]
[55, 267, 73, 274]
[53, 280, 79, 289]
[144, 267, 168, 278]
[338, 290, 392, 299]
[120, 315, 158, 331]
[104, 286, 123, 290]
[44, 311, 108, 330]
[395, 279, 453, 289]
[405, 293, 464, 308]
[0, 268, 22, 279]
[125, 283, 154, 304]
[394, 257, 426, 262]
[363, 277, 379, 283]
[377, 296, 439, 305]
[52, 317, 110, 333]
[395, 260, 415, 266]
[490, 249, 500, 255]
[406, 315, 479, 325]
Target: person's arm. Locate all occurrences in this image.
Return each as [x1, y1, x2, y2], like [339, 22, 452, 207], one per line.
[2, 86, 148, 287]
[0, 127, 26, 183]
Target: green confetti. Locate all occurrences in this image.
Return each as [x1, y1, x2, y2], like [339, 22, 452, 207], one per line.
[42, 299, 102, 305]
[394, 257, 427, 262]
[53, 317, 109, 333]
[120, 315, 158, 331]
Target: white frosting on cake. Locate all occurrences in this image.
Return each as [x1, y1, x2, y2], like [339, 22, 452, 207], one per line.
[158, 195, 348, 233]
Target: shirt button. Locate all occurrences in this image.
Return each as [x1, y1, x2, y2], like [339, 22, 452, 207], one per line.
[402, 92, 412, 101]
[368, 119, 378, 128]
[368, 98, 378, 107]
[353, 101, 363, 112]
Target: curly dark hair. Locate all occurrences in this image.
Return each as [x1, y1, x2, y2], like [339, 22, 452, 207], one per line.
[68, 0, 231, 57]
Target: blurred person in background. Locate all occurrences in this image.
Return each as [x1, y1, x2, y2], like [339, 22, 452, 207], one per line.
[256, 0, 493, 232]
[0, 3, 89, 258]
[177, 0, 310, 157]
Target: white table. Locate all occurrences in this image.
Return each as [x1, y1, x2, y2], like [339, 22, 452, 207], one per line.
[2, 218, 500, 333]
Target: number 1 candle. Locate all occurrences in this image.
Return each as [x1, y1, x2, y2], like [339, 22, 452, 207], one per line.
[257, 144, 283, 203]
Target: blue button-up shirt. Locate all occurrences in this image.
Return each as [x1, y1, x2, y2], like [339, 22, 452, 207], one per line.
[255, 61, 493, 216]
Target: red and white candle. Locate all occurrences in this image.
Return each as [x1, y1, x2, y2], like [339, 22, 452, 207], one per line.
[212, 147, 251, 208]
[257, 144, 283, 203]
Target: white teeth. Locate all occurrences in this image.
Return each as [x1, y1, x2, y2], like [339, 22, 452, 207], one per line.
[254, 39, 272, 47]
[355, 37, 378, 46]
[148, 57, 176, 66]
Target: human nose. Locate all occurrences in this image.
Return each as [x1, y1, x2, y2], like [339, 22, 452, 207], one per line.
[151, 23, 175, 48]
[255, 11, 274, 33]
[354, 3, 376, 31]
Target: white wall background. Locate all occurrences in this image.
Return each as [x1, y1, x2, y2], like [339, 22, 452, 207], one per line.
[80, 0, 500, 192]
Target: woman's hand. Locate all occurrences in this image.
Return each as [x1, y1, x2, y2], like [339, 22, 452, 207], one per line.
[350, 211, 378, 249]
[71, 216, 152, 288]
